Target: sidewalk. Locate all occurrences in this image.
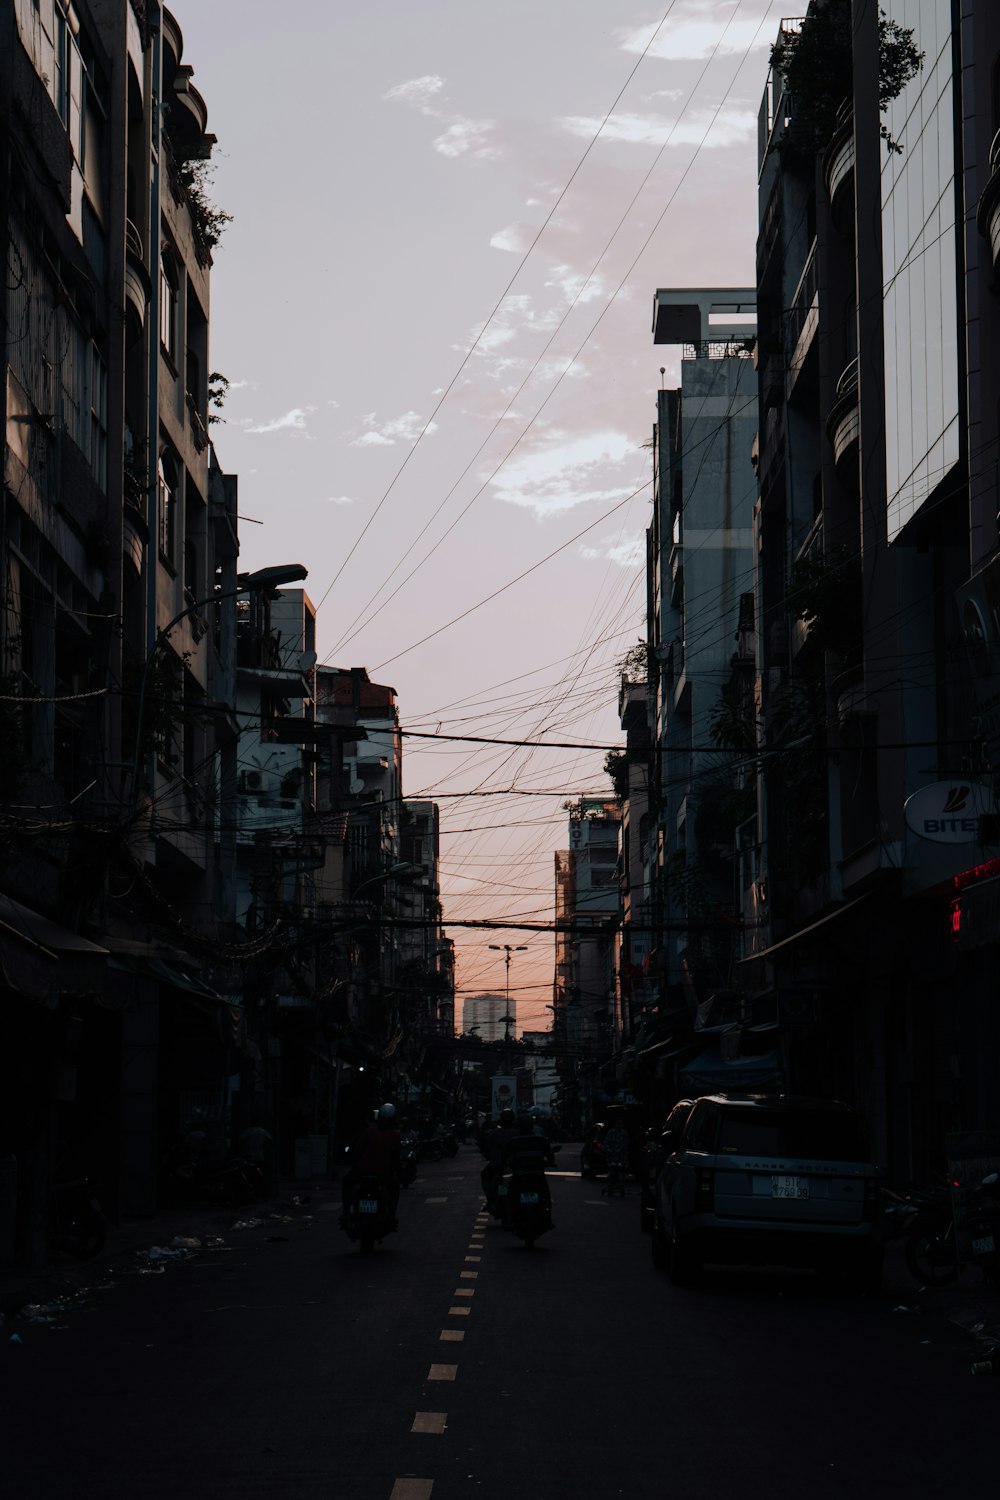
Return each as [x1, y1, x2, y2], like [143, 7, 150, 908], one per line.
[881, 1235, 1000, 1356]
[0, 1178, 331, 1319]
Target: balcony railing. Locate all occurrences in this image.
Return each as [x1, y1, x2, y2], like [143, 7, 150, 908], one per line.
[681, 339, 754, 360]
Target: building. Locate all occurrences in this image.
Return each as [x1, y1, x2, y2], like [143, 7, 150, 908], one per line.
[645, 292, 759, 1041]
[741, 1, 1000, 1177]
[0, 0, 250, 1257]
[462, 993, 513, 1044]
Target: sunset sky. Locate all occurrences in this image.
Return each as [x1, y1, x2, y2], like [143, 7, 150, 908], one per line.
[177, 0, 775, 1029]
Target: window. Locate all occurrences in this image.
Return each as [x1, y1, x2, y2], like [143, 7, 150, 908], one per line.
[159, 256, 179, 364]
[157, 451, 178, 564]
[87, 343, 107, 490]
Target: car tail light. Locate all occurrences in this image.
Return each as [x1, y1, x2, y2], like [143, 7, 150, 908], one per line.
[696, 1168, 715, 1209]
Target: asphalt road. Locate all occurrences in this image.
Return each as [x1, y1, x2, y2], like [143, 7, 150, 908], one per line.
[4, 1147, 997, 1500]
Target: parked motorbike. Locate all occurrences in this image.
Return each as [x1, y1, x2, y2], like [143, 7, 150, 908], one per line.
[900, 1172, 1000, 1288]
[51, 1176, 106, 1260]
[340, 1173, 398, 1253]
[399, 1133, 419, 1188]
[418, 1126, 459, 1162]
[162, 1143, 263, 1209]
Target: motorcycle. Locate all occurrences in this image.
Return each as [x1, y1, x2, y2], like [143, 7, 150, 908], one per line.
[341, 1173, 398, 1253]
[901, 1172, 1000, 1288]
[503, 1164, 554, 1248]
[51, 1177, 106, 1260]
[399, 1134, 419, 1188]
[162, 1142, 263, 1209]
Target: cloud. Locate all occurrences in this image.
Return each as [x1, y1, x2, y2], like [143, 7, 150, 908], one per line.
[352, 410, 438, 447]
[326, 495, 355, 506]
[560, 105, 756, 149]
[382, 75, 445, 113]
[489, 429, 639, 518]
[617, 9, 773, 61]
[244, 405, 316, 435]
[433, 117, 499, 160]
[383, 74, 498, 161]
[544, 263, 607, 306]
[490, 222, 534, 254]
[580, 533, 645, 568]
[227, 378, 258, 391]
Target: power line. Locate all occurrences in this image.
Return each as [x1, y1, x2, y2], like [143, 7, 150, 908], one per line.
[310, 0, 683, 623]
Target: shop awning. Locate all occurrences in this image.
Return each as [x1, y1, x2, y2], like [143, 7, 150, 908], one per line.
[678, 1046, 783, 1092]
[738, 895, 870, 964]
[0, 893, 107, 1005]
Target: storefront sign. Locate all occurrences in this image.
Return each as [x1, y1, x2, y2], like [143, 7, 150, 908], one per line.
[904, 782, 994, 843]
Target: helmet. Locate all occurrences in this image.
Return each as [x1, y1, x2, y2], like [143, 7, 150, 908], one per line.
[378, 1102, 397, 1121]
[500, 1108, 515, 1125]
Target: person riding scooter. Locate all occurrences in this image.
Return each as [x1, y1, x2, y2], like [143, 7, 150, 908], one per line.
[342, 1103, 402, 1226]
[480, 1107, 518, 1214]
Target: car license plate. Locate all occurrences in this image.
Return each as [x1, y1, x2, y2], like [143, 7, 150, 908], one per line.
[359, 1199, 379, 1214]
[771, 1175, 808, 1199]
[972, 1234, 996, 1255]
[520, 1192, 540, 1204]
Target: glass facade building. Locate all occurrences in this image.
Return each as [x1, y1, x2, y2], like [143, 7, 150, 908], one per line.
[881, 2, 960, 541]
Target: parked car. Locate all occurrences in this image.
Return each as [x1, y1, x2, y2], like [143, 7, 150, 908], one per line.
[639, 1099, 695, 1233]
[651, 1093, 883, 1289]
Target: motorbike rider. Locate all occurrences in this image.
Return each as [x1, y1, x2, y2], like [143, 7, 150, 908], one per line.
[480, 1107, 518, 1211]
[502, 1113, 556, 1218]
[342, 1103, 402, 1223]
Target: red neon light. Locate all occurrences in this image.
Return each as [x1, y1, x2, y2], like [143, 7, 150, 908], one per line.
[951, 901, 962, 936]
[952, 857, 1000, 893]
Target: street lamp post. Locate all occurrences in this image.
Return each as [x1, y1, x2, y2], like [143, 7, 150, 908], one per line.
[129, 562, 308, 810]
[489, 942, 526, 1072]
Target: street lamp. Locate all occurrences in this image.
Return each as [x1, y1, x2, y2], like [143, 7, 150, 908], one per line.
[489, 942, 526, 1070]
[129, 562, 308, 807]
[352, 861, 415, 899]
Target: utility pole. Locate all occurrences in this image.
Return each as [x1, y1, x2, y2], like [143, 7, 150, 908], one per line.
[489, 943, 526, 1073]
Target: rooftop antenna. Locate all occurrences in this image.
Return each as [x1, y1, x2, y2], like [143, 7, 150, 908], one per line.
[659, 367, 666, 389]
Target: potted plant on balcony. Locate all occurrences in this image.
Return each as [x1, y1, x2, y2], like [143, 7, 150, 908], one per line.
[770, 0, 923, 157]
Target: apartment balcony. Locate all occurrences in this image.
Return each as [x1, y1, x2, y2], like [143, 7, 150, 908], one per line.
[169, 66, 212, 153]
[785, 242, 818, 405]
[976, 129, 1000, 277]
[826, 357, 860, 479]
[822, 106, 855, 235]
[124, 218, 151, 348]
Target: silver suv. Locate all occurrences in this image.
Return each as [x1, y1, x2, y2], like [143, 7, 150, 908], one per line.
[651, 1094, 882, 1289]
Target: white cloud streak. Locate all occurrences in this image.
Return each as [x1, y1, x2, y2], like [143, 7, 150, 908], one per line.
[352, 410, 438, 447]
[244, 405, 315, 435]
[384, 75, 498, 161]
[489, 430, 638, 518]
[617, 10, 773, 62]
[560, 105, 756, 149]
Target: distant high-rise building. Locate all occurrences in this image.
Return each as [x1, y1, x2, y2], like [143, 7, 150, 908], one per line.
[462, 993, 514, 1043]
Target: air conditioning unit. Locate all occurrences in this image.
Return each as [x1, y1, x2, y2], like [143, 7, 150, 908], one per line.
[239, 769, 264, 794]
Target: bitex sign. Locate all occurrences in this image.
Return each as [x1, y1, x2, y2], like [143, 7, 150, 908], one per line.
[904, 782, 995, 844]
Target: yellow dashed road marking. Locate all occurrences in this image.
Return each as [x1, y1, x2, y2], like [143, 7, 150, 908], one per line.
[440, 1329, 465, 1342]
[453, 1288, 474, 1297]
[428, 1363, 458, 1381]
[411, 1412, 448, 1434]
[449, 1306, 471, 1316]
[459, 1270, 478, 1280]
[390, 1481, 433, 1499]
[465, 1255, 481, 1263]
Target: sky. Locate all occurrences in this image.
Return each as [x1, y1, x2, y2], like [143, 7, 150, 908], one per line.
[176, 0, 779, 1031]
